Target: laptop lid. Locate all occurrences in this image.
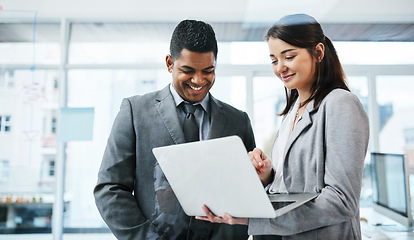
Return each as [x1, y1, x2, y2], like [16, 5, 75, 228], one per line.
[153, 135, 319, 218]
[152, 135, 276, 218]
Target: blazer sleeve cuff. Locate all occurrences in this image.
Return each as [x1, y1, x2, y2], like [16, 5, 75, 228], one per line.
[264, 168, 276, 192]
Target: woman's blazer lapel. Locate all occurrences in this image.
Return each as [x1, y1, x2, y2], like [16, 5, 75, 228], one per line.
[284, 102, 315, 154]
[282, 101, 320, 189]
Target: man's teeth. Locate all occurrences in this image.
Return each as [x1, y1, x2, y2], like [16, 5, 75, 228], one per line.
[190, 85, 202, 91]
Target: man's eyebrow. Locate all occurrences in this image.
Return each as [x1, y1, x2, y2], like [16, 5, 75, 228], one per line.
[203, 66, 215, 70]
[180, 65, 195, 70]
[180, 65, 215, 70]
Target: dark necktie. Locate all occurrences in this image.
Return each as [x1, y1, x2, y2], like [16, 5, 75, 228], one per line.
[181, 103, 199, 142]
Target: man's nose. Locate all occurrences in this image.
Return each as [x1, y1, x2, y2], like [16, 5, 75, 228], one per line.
[191, 72, 204, 84]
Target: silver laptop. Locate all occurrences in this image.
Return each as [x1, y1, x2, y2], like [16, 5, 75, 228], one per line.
[152, 135, 318, 218]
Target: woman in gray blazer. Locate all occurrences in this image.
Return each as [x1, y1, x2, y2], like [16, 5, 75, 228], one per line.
[198, 14, 370, 240]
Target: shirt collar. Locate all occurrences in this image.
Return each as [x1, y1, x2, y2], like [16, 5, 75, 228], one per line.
[169, 83, 210, 113]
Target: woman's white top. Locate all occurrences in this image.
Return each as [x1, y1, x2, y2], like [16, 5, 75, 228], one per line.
[268, 99, 301, 194]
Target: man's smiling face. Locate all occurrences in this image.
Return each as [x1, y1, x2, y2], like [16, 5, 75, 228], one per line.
[167, 48, 216, 103]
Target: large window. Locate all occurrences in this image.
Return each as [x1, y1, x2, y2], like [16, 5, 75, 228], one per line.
[0, 20, 60, 234]
[65, 69, 166, 228]
[376, 76, 414, 154]
[252, 76, 285, 155]
[0, 160, 9, 183]
[0, 70, 60, 235]
[1, 20, 414, 239]
[211, 76, 247, 112]
[0, 115, 12, 133]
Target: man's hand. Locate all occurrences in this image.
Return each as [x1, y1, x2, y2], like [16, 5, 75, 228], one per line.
[195, 205, 249, 225]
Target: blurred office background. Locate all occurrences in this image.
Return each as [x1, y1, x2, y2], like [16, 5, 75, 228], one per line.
[0, 0, 414, 239]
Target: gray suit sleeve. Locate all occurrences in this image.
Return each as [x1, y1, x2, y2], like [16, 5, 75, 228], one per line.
[94, 98, 150, 239]
[249, 91, 369, 236]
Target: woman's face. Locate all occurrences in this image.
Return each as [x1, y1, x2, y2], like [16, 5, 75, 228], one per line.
[268, 37, 317, 95]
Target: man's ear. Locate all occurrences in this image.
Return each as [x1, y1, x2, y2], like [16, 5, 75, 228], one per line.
[166, 54, 173, 73]
[314, 43, 325, 62]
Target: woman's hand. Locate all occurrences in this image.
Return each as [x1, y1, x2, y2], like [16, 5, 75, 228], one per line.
[249, 148, 273, 186]
[195, 205, 249, 225]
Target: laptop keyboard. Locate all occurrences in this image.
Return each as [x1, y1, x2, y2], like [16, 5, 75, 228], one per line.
[271, 201, 296, 210]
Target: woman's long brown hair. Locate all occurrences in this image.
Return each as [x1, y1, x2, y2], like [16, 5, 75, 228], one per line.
[265, 14, 349, 116]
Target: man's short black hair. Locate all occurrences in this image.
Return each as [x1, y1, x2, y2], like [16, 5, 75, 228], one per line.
[170, 19, 218, 60]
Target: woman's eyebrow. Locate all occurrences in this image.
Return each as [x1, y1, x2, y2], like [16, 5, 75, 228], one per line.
[270, 48, 297, 57]
[281, 48, 296, 54]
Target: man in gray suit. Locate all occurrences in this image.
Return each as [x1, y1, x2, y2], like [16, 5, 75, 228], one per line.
[94, 19, 255, 240]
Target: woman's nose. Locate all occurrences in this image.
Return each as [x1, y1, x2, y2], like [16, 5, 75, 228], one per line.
[276, 62, 286, 74]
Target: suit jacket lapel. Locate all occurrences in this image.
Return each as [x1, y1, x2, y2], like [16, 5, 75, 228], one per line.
[207, 96, 226, 139]
[283, 101, 317, 160]
[282, 101, 316, 189]
[154, 85, 186, 144]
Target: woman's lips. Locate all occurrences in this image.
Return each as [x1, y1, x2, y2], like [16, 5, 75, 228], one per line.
[281, 74, 294, 82]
